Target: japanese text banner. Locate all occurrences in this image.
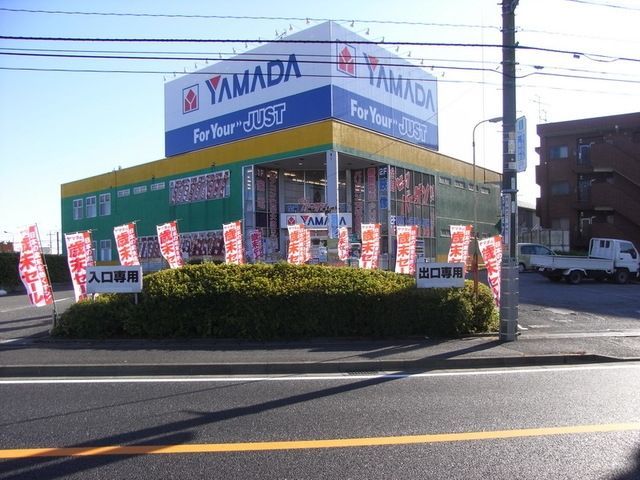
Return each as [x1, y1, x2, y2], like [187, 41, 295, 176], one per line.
[65, 231, 94, 302]
[287, 224, 307, 265]
[113, 223, 140, 266]
[395, 225, 418, 274]
[478, 235, 502, 307]
[223, 220, 245, 265]
[18, 224, 54, 307]
[157, 221, 184, 269]
[337, 226, 350, 262]
[249, 229, 264, 262]
[447, 225, 473, 269]
[360, 223, 381, 270]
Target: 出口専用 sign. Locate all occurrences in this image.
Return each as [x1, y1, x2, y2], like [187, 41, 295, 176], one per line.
[416, 261, 465, 288]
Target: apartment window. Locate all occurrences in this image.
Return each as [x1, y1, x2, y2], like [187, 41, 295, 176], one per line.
[86, 196, 97, 218]
[99, 193, 111, 216]
[133, 185, 147, 195]
[454, 180, 465, 189]
[151, 182, 166, 191]
[439, 176, 451, 186]
[550, 181, 570, 196]
[73, 199, 83, 220]
[440, 228, 451, 237]
[549, 145, 569, 159]
[480, 187, 491, 195]
[117, 189, 130, 198]
[100, 239, 112, 262]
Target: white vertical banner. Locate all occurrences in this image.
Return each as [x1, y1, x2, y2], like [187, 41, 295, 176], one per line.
[223, 220, 245, 265]
[157, 221, 184, 269]
[478, 235, 502, 307]
[395, 225, 418, 275]
[337, 226, 350, 262]
[113, 223, 140, 266]
[359, 223, 381, 269]
[287, 224, 306, 265]
[65, 230, 94, 302]
[18, 224, 54, 307]
[448, 225, 473, 270]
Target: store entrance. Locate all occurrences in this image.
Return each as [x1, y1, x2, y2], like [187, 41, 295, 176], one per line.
[310, 232, 328, 263]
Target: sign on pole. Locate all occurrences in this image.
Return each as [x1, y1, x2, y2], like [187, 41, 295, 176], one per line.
[416, 261, 465, 288]
[516, 116, 527, 173]
[86, 266, 143, 294]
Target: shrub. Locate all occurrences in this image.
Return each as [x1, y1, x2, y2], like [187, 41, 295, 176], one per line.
[54, 263, 497, 340]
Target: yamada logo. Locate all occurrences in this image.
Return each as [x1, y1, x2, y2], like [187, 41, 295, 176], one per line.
[204, 54, 302, 106]
[336, 43, 356, 77]
[182, 85, 199, 114]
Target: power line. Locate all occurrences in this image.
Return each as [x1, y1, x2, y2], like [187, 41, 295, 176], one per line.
[2, 35, 639, 64]
[0, 8, 500, 30]
[561, 0, 640, 10]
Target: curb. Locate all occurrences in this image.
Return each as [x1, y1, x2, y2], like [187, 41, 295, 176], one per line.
[0, 354, 632, 378]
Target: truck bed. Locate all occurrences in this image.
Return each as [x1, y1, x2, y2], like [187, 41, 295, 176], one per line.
[529, 254, 613, 272]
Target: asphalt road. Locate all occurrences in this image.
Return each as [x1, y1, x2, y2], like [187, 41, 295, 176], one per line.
[1, 363, 639, 479]
[517, 271, 640, 335]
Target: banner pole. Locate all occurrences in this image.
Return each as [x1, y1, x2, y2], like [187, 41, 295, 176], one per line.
[35, 224, 58, 330]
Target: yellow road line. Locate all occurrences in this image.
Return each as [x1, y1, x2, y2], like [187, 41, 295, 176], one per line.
[2, 423, 639, 459]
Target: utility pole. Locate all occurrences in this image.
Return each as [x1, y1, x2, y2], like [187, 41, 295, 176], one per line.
[500, 0, 519, 341]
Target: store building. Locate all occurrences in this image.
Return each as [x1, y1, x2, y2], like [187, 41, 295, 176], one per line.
[61, 22, 501, 269]
[536, 112, 640, 250]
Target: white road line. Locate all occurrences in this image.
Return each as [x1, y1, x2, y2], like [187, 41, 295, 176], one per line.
[1, 363, 639, 385]
[0, 296, 73, 313]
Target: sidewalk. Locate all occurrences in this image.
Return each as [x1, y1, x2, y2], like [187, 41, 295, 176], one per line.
[1, 333, 639, 377]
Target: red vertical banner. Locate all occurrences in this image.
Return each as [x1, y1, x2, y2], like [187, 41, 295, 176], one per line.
[395, 225, 418, 275]
[337, 226, 350, 262]
[18, 224, 54, 307]
[287, 224, 306, 265]
[249, 229, 264, 262]
[65, 231, 94, 301]
[448, 225, 473, 271]
[478, 235, 502, 307]
[359, 223, 381, 270]
[223, 220, 245, 265]
[113, 223, 140, 266]
[156, 221, 184, 269]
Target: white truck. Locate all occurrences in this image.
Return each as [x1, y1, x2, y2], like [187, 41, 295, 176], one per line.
[529, 238, 640, 285]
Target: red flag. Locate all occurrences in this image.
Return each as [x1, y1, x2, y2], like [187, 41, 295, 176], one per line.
[478, 235, 502, 307]
[360, 224, 381, 269]
[157, 221, 184, 269]
[223, 220, 245, 265]
[65, 231, 94, 301]
[113, 223, 140, 266]
[337, 227, 350, 262]
[18, 225, 54, 307]
[395, 225, 418, 275]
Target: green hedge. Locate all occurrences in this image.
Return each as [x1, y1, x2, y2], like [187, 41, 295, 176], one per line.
[0, 253, 71, 290]
[53, 263, 498, 340]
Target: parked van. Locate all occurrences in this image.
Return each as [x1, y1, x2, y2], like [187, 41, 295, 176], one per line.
[517, 243, 555, 273]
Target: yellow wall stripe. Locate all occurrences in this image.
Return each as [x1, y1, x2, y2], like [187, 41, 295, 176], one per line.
[2, 423, 638, 458]
[60, 120, 499, 198]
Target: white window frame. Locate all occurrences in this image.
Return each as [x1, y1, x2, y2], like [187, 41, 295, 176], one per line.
[100, 239, 112, 262]
[86, 196, 97, 218]
[99, 193, 111, 216]
[73, 199, 83, 220]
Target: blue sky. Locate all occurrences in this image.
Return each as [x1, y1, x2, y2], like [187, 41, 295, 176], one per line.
[1, 0, 639, 251]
